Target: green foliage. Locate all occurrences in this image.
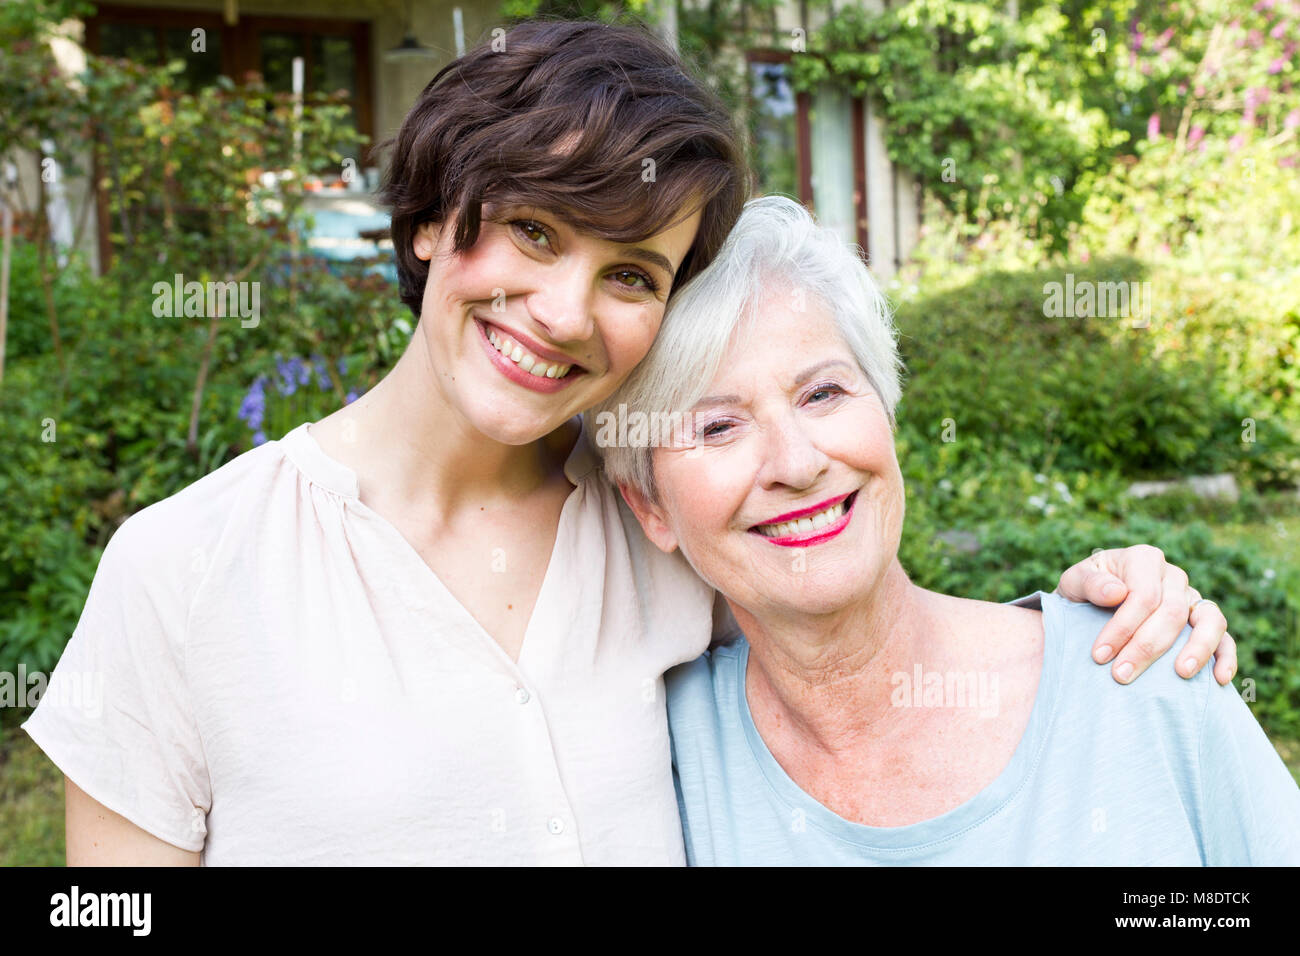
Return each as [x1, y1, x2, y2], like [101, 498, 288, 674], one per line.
[792, 0, 1121, 243]
[891, 259, 1300, 482]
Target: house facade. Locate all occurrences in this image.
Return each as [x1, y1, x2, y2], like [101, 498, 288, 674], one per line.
[46, 0, 919, 280]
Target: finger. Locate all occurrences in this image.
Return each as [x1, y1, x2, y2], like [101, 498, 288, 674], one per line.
[1089, 546, 1167, 664]
[1173, 598, 1228, 680]
[1109, 562, 1191, 683]
[1058, 549, 1129, 610]
[1212, 631, 1238, 686]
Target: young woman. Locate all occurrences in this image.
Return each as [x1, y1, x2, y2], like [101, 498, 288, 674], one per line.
[23, 20, 1235, 866]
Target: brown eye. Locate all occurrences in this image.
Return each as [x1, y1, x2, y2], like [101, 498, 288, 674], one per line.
[513, 220, 551, 247]
[611, 269, 658, 293]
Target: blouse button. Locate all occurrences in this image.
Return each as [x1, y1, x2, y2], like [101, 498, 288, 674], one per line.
[548, 817, 565, 835]
[515, 688, 531, 705]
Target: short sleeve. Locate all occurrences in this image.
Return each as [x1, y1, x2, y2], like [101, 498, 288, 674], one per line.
[21, 511, 212, 852]
[1197, 679, 1300, 865]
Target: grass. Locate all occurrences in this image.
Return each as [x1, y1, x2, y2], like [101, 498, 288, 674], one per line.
[0, 707, 64, 866]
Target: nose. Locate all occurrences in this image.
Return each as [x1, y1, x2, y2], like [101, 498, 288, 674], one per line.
[755, 410, 830, 493]
[525, 260, 596, 344]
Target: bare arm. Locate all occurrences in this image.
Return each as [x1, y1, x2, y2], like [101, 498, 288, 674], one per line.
[65, 776, 200, 866]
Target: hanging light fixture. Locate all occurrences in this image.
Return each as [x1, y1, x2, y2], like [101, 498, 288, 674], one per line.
[384, 0, 437, 62]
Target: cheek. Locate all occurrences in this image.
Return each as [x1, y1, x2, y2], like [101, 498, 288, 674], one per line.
[601, 307, 663, 375]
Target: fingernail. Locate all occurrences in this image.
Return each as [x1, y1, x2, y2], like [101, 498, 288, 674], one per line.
[1179, 656, 1197, 677]
[1093, 644, 1112, 663]
[1116, 661, 1134, 682]
[1102, 580, 1124, 600]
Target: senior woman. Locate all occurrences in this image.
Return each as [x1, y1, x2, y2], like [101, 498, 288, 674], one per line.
[25, 22, 1234, 866]
[601, 196, 1300, 865]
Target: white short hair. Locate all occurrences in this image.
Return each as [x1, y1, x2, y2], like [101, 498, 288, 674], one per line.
[587, 194, 902, 499]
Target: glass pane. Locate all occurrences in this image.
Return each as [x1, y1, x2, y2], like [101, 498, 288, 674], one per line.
[259, 32, 303, 93]
[99, 23, 159, 62]
[310, 35, 356, 98]
[311, 35, 360, 162]
[809, 87, 856, 246]
[164, 27, 222, 91]
[749, 61, 798, 199]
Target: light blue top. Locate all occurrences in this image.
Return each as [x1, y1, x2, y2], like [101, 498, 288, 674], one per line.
[666, 591, 1300, 865]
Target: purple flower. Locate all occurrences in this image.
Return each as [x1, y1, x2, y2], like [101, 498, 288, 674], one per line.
[344, 390, 359, 405]
[275, 356, 308, 396]
[252, 430, 267, 446]
[337, 356, 348, 376]
[238, 375, 267, 431]
[313, 355, 332, 392]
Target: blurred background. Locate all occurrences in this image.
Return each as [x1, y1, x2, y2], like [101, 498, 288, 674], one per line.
[1, 0, 1297, 863]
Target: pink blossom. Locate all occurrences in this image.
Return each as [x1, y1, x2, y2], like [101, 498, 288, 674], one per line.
[1270, 57, 1287, 72]
[1286, 108, 1300, 128]
[1254, 0, 1276, 10]
[1248, 28, 1265, 47]
[1188, 125, 1206, 148]
[1195, 84, 1207, 96]
[1280, 155, 1298, 167]
[1269, 22, 1286, 38]
[1148, 113, 1161, 139]
[1229, 133, 1246, 151]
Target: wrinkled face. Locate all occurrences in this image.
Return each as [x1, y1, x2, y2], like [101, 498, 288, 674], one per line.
[412, 203, 702, 445]
[629, 295, 906, 618]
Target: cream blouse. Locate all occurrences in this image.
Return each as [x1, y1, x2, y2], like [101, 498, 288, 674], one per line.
[23, 421, 716, 865]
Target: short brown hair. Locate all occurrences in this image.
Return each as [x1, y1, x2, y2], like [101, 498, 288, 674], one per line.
[379, 18, 750, 317]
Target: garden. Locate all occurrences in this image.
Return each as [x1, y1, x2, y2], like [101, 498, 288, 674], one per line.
[1, 0, 1298, 864]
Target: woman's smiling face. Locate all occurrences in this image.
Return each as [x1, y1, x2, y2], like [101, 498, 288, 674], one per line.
[627, 293, 906, 618]
[411, 203, 702, 446]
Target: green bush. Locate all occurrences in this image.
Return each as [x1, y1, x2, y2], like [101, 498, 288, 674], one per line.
[892, 258, 1300, 486]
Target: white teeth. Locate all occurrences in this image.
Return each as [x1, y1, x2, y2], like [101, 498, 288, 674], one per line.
[487, 326, 573, 380]
[755, 500, 848, 538]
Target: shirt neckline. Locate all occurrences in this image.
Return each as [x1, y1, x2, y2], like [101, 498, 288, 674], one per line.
[277, 416, 600, 500]
[732, 590, 1065, 853]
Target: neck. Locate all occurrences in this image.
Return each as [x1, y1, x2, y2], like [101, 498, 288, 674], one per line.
[338, 332, 563, 518]
[737, 561, 940, 755]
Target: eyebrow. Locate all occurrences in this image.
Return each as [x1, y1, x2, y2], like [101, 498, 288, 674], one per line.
[792, 359, 855, 386]
[692, 360, 856, 409]
[616, 245, 676, 280]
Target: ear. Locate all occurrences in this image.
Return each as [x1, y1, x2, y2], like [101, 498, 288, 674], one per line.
[412, 221, 441, 261]
[618, 482, 679, 555]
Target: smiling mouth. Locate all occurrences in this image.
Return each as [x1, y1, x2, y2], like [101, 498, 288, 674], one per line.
[749, 491, 858, 545]
[480, 320, 581, 380]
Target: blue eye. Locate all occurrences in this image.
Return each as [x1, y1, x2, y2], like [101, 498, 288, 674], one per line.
[808, 384, 843, 403]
